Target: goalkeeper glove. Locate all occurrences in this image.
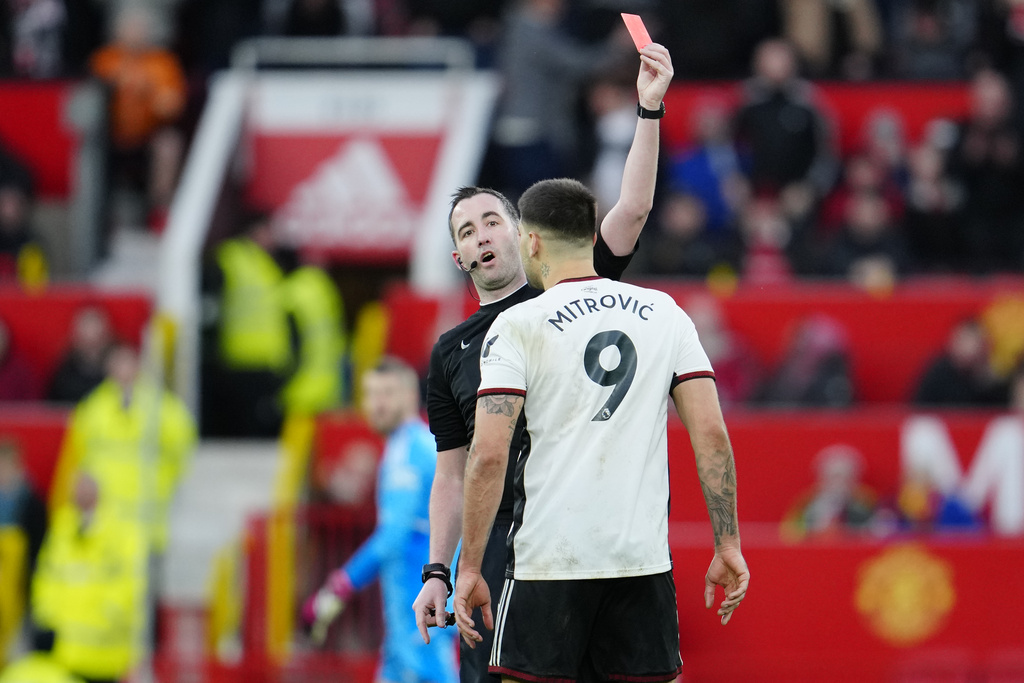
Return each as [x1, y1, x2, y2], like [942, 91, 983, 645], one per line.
[302, 570, 354, 645]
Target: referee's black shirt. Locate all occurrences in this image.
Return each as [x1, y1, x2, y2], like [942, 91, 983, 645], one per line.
[426, 232, 634, 524]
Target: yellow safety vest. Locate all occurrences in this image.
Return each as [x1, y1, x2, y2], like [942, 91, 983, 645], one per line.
[50, 379, 196, 552]
[280, 265, 346, 415]
[31, 507, 146, 680]
[216, 238, 292, 372]
[0, 653, 86, 683]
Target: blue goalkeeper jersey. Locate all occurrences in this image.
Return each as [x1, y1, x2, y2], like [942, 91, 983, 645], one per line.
[344, 417, 456, 683]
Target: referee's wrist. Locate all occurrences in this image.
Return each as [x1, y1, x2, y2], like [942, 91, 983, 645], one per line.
[637, 101, 666, 119]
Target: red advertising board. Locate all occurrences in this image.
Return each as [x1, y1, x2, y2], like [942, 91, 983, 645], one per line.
[239, 72, 496, 265]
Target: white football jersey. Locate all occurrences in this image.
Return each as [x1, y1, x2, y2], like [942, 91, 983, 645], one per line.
[478, 276, 714, 580]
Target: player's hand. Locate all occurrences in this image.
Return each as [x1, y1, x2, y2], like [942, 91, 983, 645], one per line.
[637, 43, 674, 111]
[704, 546, 749, 625]
[301, 570, 354, 645]
[302, 589, 346, 645]
[413, 577, 452, 644]
[453, 568, 493, 648]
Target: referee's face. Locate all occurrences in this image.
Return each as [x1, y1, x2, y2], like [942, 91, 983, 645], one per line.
[450, 193, 523, 292]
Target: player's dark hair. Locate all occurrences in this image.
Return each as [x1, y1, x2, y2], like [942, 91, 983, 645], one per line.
[518, 178, 597, 245]
[447, 187, 520, 242]
[371, 355, 420, 385]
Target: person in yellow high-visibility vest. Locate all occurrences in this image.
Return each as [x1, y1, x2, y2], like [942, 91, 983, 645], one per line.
[50, 344, 196, 555]
[280, 253, 346, 416]
[0, 650, 86, 683]
[201, 211, 293, 437]
[31, 472, 146, 683]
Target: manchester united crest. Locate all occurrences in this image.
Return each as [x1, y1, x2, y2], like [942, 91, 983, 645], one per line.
[854, 544, 955, 646]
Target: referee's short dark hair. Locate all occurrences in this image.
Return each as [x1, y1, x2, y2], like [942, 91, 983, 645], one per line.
[447, 187, 520, 242]
[518, 178, 597, 246]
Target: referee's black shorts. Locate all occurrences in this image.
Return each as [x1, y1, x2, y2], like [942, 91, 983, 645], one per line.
[488, 570, 683, 683]
[457, 519, 512, 683]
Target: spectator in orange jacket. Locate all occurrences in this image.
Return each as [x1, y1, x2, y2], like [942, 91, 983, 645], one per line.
[90, 5, 186, 232]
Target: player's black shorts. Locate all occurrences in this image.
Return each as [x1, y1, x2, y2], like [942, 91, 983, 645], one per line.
[488, 570, 683, 683]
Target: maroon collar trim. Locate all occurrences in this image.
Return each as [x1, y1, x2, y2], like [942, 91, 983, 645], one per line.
[556, 276, 601, 285]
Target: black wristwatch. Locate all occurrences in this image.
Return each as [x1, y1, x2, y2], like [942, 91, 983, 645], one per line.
[421, 562, 453, 597]
[637, 101, 666, 119]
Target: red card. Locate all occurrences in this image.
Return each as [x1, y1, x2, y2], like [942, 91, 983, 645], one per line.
[621, 13, 652, 51]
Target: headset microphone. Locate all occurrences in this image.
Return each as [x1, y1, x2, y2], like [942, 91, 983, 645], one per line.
[459, 259, 479, 272]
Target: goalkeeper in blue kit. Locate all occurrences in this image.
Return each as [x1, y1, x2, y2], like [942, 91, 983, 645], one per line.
[304, 357, 457, 683]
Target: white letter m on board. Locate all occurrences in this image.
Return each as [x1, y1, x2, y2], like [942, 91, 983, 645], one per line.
[901, 415, 1024, 535]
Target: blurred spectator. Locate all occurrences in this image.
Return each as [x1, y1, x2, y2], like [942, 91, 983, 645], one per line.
[781, 0, 883, 79]
[685, 293, 762, 408]
[782, 445, 879, 538]
[401, 0, 504, 63]
[755, 313, 854, 407]
[980, 293, 1024, 380]
[1009, 359, 1024, 411]
[822, 189, 912, 290]
[490, 0, 630, 198]
[947, 68, 1024, 272]
[50, 344, 196, 557]
[0, 315, 42, 402]
[0, 144, 48, 289]
[1, 0, 67, 78]
[0, 647, 85, 683]
[60, 0, 105, 77]
[903, 143, 966, 272]
[31, 472, 146, 683]
[283, 0, 345, 36]
[860, 109, 911, 190]
[894, 466, 982, 533]
[733, 39, 839, 202]
[583, 65, 639, 223]
[640, 192, 740, 277]
[736, 195, 804, 284]
[174, 0, 262, 74]
[656, 0, 780, 80]
[818, 153, 905, 236]
[913, 317, 1007, 406]
[90, 4, 187, 233]
[887, 0, 977, 80]
[201, 211, 292, 437]
[47, 306, 118, 405]
[0, 438, 47, 593]
[279, 249, 347, 417]
[667, 97, 750, 233]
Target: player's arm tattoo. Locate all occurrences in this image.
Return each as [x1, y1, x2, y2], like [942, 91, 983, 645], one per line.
[695, 447, 738, 547]
[481, 394, 520, 418]
[479, 394, 523, 441]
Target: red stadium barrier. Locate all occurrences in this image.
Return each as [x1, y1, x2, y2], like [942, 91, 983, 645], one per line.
[0, 81, 81, 199]
[668, 407, 1013, 524]
[0, 404, 68, 495]
[382, 277, 1024, 403]
[0, 286, 152, 388]
[660, 81, 972, 155]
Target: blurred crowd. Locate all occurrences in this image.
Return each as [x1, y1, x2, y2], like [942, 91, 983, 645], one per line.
[5, 0, 1024, 283]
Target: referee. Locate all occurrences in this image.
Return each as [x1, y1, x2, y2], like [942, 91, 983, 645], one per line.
[413, 43, 676, 683]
